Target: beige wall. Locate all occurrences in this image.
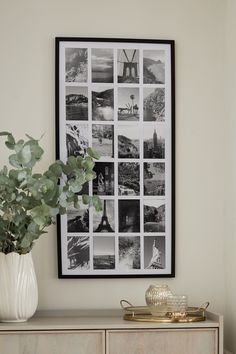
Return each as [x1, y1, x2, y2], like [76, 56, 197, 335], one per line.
[225, 1, 236, 353]
[0, 0, 231, 345]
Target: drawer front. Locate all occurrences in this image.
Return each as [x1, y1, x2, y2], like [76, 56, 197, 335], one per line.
[107, 329, 218, 354]
[0, 331, 105, 354]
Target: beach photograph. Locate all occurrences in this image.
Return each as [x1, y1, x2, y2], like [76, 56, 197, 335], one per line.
[92, 48, 113, 83]
[93, 236, 115, 270]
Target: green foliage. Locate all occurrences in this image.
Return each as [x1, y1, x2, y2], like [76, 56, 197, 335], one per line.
[0, 132, 101, 255]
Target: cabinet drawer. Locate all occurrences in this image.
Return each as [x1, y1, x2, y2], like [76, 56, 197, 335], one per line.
[107, 329, 218, 354]
[0, 330, 105, 354]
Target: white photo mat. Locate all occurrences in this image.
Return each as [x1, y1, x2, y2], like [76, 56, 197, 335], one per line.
[56, 38, 175, 277]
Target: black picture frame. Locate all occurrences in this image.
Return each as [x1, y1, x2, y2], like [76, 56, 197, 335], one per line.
[55, 37, 175, 278]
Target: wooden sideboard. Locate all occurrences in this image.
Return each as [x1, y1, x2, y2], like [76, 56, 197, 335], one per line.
[0, 310, 223, 354]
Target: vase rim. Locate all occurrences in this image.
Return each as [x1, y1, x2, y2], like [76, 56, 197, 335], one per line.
[149, 284, 169, 288]
[0, 251, 31, 257]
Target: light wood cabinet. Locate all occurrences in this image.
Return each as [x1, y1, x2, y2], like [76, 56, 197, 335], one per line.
[107, 329, 218, 354]
[0, 310, 223, 354]
[0, 331, 105, 354]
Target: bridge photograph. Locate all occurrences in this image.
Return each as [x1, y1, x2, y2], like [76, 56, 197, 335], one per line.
[117, 49, 139, 83]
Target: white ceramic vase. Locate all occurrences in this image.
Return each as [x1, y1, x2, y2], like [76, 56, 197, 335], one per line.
[0, 252, 38, 322]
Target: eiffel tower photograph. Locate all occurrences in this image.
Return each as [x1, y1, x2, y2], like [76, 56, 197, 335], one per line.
[93, 200, 114, 233]
[118, 49, 139, 83]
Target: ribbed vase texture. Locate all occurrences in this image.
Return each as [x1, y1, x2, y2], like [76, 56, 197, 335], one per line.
[0, 252, 38, 322]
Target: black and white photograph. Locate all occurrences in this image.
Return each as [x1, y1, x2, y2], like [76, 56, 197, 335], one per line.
[93, 162, 114, 195]
[119, 200, 140, 232]
[143, 50, 165, 84]
[118, 87, 139, 121]
[118, 125, 140, 158]
[118, 162, 140, 196]
[67, 236, 90, 270]
[92, 87, 114, 121]
[65, 48, 88, 83]
[66, 86, 88, 121]
[92, 124, 114, 158]
[144, 200, 165, 232]
[66, 123, 89, 157]
[57, 38, 174, 277]
[117, 49, 139, 83]
[92, 48, 113, 83]
[144, 236, 165, 269]
[118, 236, 140, 270]
[93, 236, 115, 269]
[67, 203, 89, 233]
[143, 88, 165, 122]
[144, 162, 165, 196]
[143, 124, 165, 159]
[93, 200, 115, 233]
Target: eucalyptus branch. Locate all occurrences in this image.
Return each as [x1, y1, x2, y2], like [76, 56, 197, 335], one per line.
[0, 132, 101, 254]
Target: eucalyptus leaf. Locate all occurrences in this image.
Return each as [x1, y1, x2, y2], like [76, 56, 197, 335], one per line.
[5, 141, 15, 150]
[9, 154, 21, 168]
[82, 194, 91, 205]
[0, 131, 11, 136]
[87, 147, 100, 160]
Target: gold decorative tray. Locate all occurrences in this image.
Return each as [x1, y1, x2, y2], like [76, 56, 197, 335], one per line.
[120, 300, 209, 323]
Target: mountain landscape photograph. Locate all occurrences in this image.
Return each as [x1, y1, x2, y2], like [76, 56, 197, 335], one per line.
[66, 86, 88, 120]
[118, 125, 139, 158]
[143, 49, 165, 84]
[144, 200, 165, 232]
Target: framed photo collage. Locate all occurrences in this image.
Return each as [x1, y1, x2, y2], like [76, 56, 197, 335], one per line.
[56, 38, 175, 278]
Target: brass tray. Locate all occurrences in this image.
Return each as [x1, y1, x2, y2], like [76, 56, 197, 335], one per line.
[120, 300, 209, 323]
